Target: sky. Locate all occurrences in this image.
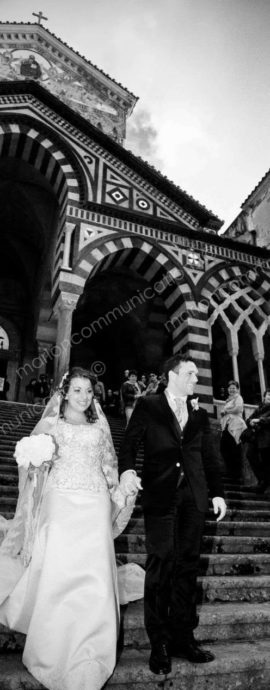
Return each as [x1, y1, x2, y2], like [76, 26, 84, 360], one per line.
[1, 0, 270, 229]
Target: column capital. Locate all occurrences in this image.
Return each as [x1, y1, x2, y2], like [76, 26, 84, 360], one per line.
[53, 292, 79, 316]
[228, 347, 239, 357]
[254, 352, 264, 362]
[64, 222, 76, 234]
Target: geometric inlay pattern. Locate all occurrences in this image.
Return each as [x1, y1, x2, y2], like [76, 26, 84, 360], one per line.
[107, 186, 129, 205]
[102, 163, 197, 227]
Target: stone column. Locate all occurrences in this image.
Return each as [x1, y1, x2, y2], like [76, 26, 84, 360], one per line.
[53, 292, 79, 384]
[227, 330, 239, 383]
[256, 356, 266, 398]
[62, 223, 75, 271]
[228, 348, 239, 383]
[252, 336, 265, 399]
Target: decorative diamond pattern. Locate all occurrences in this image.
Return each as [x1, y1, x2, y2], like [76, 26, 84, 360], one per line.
[107, 186, 129, 205]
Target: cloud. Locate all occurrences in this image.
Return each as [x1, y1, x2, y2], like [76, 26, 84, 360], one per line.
[126, 108, 163, 171]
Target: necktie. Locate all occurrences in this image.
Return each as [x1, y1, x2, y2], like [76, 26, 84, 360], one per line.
[174, 398, 188, 429]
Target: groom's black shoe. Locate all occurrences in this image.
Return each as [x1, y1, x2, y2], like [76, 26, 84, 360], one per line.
[170, 639, 215, 663]
[149, 643, 171, 674]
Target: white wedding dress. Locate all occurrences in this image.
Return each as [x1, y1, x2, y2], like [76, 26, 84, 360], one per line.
[0, 414, 144, 690]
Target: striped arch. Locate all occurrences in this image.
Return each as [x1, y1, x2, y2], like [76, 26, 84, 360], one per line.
[0, 120, 82, 285]
[76, 235, 187, 317]
[0, 121, 81, 209]
[72, 235, 214, 409]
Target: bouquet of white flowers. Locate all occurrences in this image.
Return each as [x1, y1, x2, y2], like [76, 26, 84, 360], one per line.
[14, 434, 55, 472]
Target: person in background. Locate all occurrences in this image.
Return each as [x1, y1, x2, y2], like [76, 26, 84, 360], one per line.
[243, 389, 270, 496]
[105, 389, 119, 416]
[121, 370, 141, 425]
[119, 369, 130, 416]
[156, 373, 167, 394]
[25, 378, 38, 404]
[138, 374, 147, 394]
[145, 373, 159, 396]
[220, 380, 246, 480]
[33, 374, 50, 405]
[93, 375, 106, 408]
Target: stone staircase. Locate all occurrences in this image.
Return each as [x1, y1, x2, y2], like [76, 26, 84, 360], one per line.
[1, 402, 270, 688]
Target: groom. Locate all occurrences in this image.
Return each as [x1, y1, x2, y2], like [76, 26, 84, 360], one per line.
[119, 354, 226, 675]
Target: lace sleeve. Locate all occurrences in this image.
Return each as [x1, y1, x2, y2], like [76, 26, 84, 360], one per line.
[95, 403, 138, 539]
[96, 403, 119, 488]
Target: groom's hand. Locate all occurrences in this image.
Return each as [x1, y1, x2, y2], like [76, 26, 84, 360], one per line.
[212, 496, 227, 522]
[120, 470, 142, 495]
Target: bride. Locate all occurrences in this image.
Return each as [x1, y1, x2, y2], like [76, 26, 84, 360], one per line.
[0, 367, 144, 690]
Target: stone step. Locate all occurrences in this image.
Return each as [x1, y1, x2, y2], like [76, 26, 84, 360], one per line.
[0, 485, 18, 495]
[116, 552, 270, 576]
[0, 497, 17, 506]
[199, 575, 270, 603]
[118, 569, 270, 603]
[116, 533, 270, 555]
[129, 504, 270, 519]
[123, 601, 270, 646]
[1, 640, 270, 689]
[0, 450, 16, 457]
[0, 475, 17, 486]
[224, 490, 268, 500]
[124, 518, 270, 536]
[0, 465, 17, 475]
[203, 535, 270, 554]
[204, 520, 270, 536]
[110, 640, 270, 689]
[226, 499, 270, 509]
[0, 418, 37, 425]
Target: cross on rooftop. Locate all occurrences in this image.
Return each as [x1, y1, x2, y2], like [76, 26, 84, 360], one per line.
[32, 10, 48, 25]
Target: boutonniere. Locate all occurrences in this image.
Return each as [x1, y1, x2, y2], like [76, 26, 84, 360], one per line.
[190, 397, 199, 411]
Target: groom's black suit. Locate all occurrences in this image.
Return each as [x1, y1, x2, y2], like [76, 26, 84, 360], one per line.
[119, 392, 224, 648]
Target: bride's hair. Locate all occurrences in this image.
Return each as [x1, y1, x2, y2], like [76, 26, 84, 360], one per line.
[59, 367, 98, 423]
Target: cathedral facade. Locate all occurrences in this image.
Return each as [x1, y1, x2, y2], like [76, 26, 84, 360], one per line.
[0, 22, 270, 411]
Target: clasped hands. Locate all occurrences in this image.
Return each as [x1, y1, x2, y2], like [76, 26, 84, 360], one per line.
[119, 470, 142, 498]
